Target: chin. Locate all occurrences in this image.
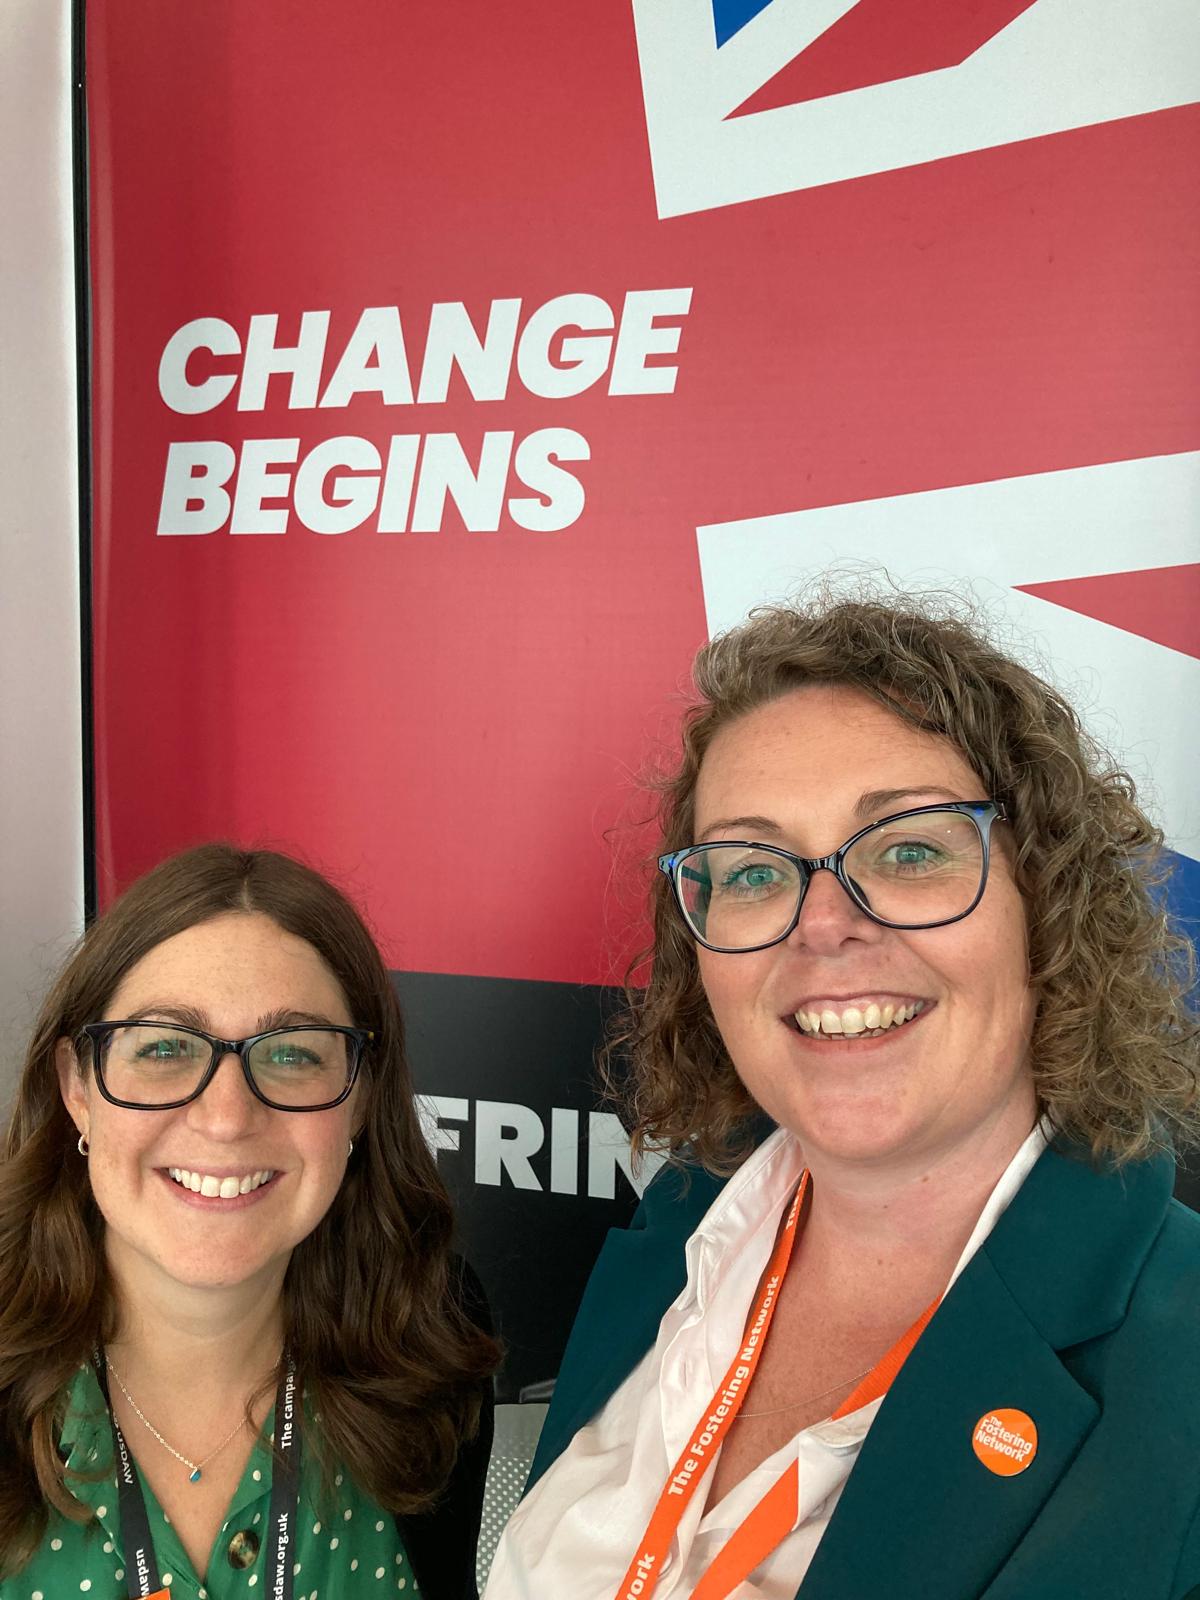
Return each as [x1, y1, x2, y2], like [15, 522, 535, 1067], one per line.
[771, 1091, 923, 1166]
[120, 1228, 282, 1292]
[163, 1253, 277, 1290]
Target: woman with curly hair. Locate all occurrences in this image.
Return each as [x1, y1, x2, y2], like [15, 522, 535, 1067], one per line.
[0, 844, 499, 1600]
[488, 592, 1200, 1600]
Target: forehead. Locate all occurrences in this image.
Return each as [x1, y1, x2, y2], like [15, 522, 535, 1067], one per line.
[695, 683, 983, 832]
[106, 911, 350, 1021]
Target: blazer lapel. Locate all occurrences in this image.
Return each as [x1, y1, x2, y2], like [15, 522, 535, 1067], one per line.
[527, 1162, 726, 1489]
[797, 1142, 1174, 1600]
[798, 1249, 1099, 1598]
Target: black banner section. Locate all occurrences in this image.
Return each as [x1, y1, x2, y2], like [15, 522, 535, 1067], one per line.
[397, 971, 645, 1404]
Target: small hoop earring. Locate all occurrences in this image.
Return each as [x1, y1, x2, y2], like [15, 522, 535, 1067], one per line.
[348, 1138, 354, 1158]
[77, 1134, 89, 1156]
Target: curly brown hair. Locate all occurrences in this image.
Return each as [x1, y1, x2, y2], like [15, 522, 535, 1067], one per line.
[0, 844, 500, 1577]
[611, 590, 1200, 1175]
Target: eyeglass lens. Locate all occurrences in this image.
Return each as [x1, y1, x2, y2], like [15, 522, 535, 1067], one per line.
[98, 1024, 354, 1107]
[677, 809, 987, 948]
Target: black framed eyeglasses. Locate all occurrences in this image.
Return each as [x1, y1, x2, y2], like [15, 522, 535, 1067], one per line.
[658, 801, 1008, 953]
[80, 1021, 373, 1111]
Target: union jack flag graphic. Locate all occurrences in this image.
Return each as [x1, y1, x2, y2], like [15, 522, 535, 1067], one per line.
[636, 0, 1200, 914]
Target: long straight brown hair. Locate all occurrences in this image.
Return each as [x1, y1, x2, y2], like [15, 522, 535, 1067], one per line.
[0, 844, 499, 1576]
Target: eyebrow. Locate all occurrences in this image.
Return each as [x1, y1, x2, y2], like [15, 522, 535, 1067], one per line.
[854, 786, 968, 819]
[698, 788, 969, 841]
[115, 1002, 343, 1033]
[698, 814, 780, 840]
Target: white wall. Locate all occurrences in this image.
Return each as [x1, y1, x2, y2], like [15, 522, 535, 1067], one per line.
[0, 0, 84, 1101]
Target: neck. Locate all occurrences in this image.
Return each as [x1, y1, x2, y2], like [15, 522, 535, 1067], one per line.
[795, 1098, 1040, 1297]
[105, 1238, 287, 1393]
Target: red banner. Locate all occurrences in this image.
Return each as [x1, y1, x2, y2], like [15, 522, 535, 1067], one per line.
[87, 2, 1200, 986]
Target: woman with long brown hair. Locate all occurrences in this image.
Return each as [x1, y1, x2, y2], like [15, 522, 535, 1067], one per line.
[0, 844, 499, 1600]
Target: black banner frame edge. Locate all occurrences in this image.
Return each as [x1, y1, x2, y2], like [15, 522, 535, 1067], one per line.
[71, 0, 96, 926]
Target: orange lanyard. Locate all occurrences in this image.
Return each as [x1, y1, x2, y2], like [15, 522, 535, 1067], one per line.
[613, 1174, 939, 1600]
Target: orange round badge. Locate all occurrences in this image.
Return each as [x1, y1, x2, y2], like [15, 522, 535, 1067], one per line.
[972, 1408, 1038, 1476]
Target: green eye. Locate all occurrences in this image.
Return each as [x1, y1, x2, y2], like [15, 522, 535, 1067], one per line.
[741, 865, 779, 887]
[134, 1037, 193, 1060]
[897, 843, 933, 864]
[718, 861, 787, 895]
[880, 839, 946, 871]
[264, 1043, 321, 1067]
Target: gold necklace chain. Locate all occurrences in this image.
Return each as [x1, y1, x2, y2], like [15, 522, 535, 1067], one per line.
[105, 1357, 248, 1483]
[733, 1364, 874, 1420]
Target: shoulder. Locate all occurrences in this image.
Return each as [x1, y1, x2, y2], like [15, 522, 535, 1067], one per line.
[1130, 1196, 1200, 1341]
[549, 1152, 731, 1365]
[524, 1153, 734, 1493]
[1159, 1192, 1200, 1254]
[1060, 1188, 1200, 1493]
[1173, 1490, 1200, 1600]
[1114, 1197, 1200, 1445]
[568, 1152, 728, 1335]
[628, 1154, 729, 1236]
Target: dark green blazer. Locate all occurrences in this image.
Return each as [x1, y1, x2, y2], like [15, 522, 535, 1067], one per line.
[528, 1140, 1200, 1599]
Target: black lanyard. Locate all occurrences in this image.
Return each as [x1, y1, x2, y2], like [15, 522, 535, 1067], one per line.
[267, 1361, 300, 1600]
[94, 1352, 299, 1600]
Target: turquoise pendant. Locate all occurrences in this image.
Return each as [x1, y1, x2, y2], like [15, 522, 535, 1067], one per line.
[189, 1468, 202, 1483]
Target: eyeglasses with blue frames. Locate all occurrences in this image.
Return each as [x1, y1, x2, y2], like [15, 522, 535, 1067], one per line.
[80, 1021, 373, 1112]
[658, 801, 1008, 953]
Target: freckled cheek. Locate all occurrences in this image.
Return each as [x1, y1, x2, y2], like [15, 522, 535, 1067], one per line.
[697, 960, 782, 1064]
[698, 949, 775, 1011]
[295, 1134, 350, 1193]
[87, 1116, 163, 1187]
[981, 928, 1035, 1026]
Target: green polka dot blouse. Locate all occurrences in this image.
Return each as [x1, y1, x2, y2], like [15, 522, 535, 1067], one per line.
[2, 1365, 421, 1600]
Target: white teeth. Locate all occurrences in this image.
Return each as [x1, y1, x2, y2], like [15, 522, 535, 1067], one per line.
[168, 1167, 274, 1198]
[794, 1001, 926, 1038]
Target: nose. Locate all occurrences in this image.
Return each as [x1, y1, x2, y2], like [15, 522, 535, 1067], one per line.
[786, 865, 881, 954]
[185, 1049, 268, 1139]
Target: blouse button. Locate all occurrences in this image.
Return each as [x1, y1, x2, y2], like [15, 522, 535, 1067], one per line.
[227, 1528, 260, 1568]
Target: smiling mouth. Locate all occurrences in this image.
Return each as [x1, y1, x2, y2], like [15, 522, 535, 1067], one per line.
[167, 1167, 276, 1199]
[791, 1000, 930, 1040]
